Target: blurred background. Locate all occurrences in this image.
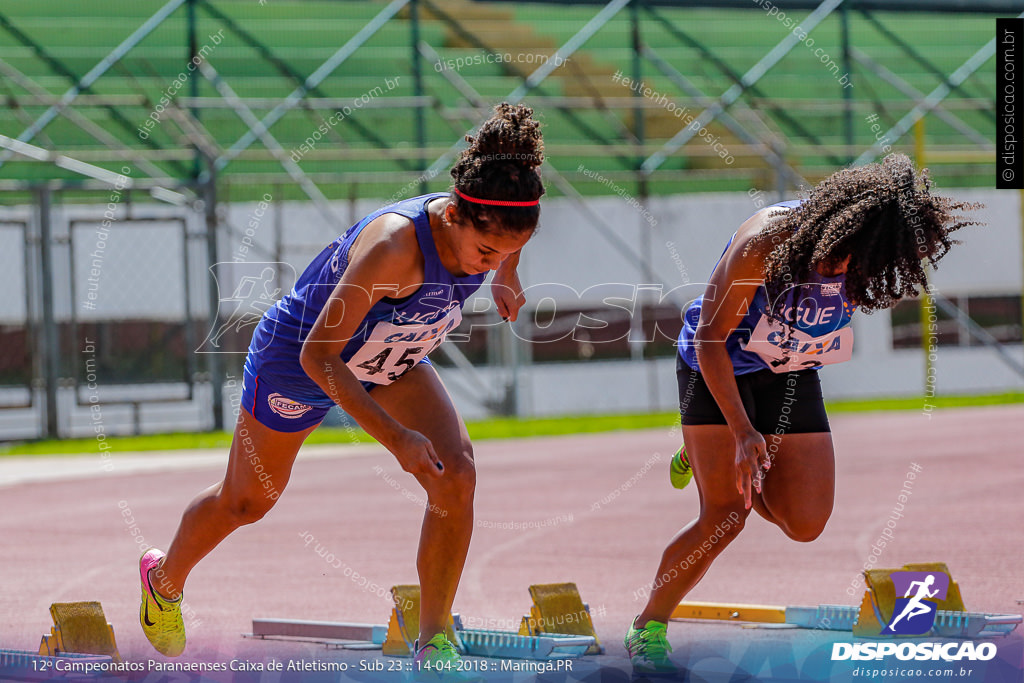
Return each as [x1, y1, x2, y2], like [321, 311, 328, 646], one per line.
[0, 0, 1020, 441]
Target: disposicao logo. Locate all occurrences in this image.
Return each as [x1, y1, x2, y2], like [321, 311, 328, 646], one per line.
[831, 642, 996, 662]
[883, 571, 949, 635]
[830, 571, 998, 664]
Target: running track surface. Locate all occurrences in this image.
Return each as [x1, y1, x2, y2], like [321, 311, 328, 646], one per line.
[1, 405, 1021, 669]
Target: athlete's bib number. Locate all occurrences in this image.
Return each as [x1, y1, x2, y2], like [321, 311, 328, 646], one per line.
[742, 315, 853, 373]
[347, 308, 462, 385]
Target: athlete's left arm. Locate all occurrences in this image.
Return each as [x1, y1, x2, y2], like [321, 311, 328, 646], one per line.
[492, 249, 525, 322]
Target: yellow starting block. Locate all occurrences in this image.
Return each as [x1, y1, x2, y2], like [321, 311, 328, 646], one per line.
[381, 585, 461, 657]
[381, 583, 603, 657]
[518, 583, 603, 655]
[39, 602, 121, 662]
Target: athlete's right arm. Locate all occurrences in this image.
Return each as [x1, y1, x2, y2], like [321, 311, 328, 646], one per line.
[299, 216, 444, 479]
[693, 212, 776, 509]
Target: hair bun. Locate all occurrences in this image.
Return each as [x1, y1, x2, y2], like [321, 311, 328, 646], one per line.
[448, 103, 545, 233]
[466, 103, 544, 168]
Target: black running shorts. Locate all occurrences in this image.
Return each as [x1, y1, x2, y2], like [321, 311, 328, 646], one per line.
[676, 354, 831, 434]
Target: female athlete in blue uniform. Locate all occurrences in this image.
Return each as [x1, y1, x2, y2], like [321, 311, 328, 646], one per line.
[624, 154, 980, 673]
[138, 104, 545, 674]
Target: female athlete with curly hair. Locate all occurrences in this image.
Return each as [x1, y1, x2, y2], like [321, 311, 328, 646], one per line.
[625, 153, 981, 674]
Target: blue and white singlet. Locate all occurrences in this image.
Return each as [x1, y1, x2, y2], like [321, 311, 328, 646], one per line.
[244, 193, 486, 406]
[677, 200, 858, 375]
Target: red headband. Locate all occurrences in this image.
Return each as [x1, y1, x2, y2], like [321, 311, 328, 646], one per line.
[453, 188, 540, 207]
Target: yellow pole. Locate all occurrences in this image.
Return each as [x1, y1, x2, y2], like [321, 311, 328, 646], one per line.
[915, 119, 933, 398]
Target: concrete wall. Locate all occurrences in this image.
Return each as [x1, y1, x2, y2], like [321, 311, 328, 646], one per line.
[0, 187, 1020, 438]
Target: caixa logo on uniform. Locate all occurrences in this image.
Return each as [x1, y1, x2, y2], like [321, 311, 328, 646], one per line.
[267, 393, 312, 418]
[831, 642, 996, 662]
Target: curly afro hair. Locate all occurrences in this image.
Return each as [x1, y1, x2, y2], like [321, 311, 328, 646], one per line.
[752, 153, 982, 313]
[449, 102, 545, 235]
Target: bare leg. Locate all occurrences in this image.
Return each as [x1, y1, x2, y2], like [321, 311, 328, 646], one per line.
[636, 424, 749, 625]
[372, 363, 475, 645]
[757, 432, 835, 542]
[152, 409, 317, 600]
[636, 427, 835, 625]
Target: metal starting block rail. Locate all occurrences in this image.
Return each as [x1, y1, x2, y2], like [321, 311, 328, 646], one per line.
[246, 619, 387, 649]
[784, 605, 1021, 639]
[453, 623, 594, 660]
[672, 563, 1022, 639]
[247, 583, 601, 660]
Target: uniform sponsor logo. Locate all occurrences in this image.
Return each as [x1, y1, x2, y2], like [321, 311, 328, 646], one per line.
[766, 330, 843, 354]
[778, 304, 839, 327]
[394, 300, 459, 325]
[820, 282, 842, 296]
[383, 315, 459, 344]
[422, 288, 446, 297]
[267, 392, 312, 418]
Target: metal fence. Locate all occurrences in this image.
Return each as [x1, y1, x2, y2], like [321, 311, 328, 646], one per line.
[0, 0, 1019, 439]
[0, 176, 225, 439]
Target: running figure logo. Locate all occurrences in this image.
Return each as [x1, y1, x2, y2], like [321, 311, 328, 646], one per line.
[882, 571, 949, 635]
[198, 263, 293, 352]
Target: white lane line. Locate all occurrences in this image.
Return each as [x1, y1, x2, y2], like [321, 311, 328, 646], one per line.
[0, 443, 387, 489]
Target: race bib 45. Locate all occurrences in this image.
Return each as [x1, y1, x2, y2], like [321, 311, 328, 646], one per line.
[346, 308, 462, 384]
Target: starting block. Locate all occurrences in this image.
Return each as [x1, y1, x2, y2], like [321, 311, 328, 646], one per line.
[38, 602, 121, 661]
[786, 604, 1022, 639]
[671, 601, 787, 624]
[853, 562, 965, 636]
[518, 583, 603, 655]
[248, 619, 387, 649]
[672, 563, 1021, 639]
[249, 583, 599, 660]
[382, 585, 462, 656]
[383, 583, 597, 659]
[454, 626, 595, 660]
[850, 561, 1020, 638]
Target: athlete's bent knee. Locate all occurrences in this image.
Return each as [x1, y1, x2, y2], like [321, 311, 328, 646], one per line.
[225, 494, 276, 526]
[427, 453, 475, 508]
[782, 520, 823, 540]
[780, 516, 829, 543]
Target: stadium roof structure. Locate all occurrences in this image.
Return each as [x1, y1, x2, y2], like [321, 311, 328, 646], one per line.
[0, 0, 1010, 207]
[1, 0, 1019, 438]
[496, 0, 1019, 11]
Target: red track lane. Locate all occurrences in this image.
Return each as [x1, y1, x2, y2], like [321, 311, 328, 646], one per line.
[1, 405, 1021, 667]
